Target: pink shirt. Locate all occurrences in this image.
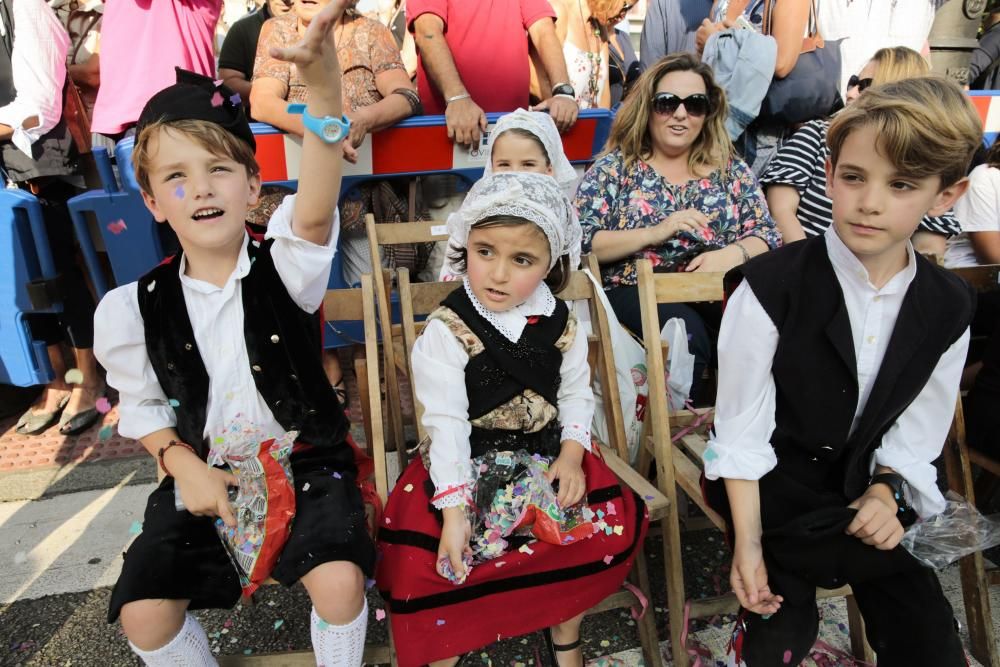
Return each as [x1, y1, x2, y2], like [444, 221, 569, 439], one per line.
[92, 0, 221, 135]
[407, 0, 555, 115]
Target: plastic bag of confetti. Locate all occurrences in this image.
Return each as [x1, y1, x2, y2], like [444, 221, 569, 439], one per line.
[468, 450, 594, 562]
[208, 423, 298, 596]
[900, 491, 1000, 569]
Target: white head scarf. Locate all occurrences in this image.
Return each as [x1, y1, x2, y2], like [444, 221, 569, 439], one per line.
[446, 172, 583, 274]
[483, 109, 578, 191]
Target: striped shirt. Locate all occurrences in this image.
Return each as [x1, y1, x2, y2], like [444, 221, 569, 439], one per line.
[760, 119, 961, 238]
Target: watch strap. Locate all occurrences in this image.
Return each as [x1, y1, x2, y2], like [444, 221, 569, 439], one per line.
[869, 472, 917, 527]
[286, 103, 351, 144]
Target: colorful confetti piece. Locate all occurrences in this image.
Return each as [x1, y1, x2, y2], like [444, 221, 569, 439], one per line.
[174, 185, 185, 199]
[98, 424, 115, 441]
[230, 93, 242, 106]
[302, 482, 311, 492]
[96, 397, 112, 414]
[106, 219, 127, 235]
[600, 640, 610, 648]
[210, 91, 224, 107]
[603, 555, 614, 565]
[168, 399, 181, 408]
[403, 483, 413, 492]
[375, 609, 386, 621]
[147, 280, 156, 292]
[128, 520, 143, 535]
[703, 447, 719, 462]
[332, 472, 342, 479]
[365, 578, 376, 590]
[64, 369, 84, 385]
[435, 619, 445, 626]
[518, 544, 534, 555]
[605, 501, 617, 516]
[782, 649, 792, 664]
[273, 619, 284, 630]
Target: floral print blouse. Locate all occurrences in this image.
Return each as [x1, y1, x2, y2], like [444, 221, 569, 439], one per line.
[253, 13, 404, 112]
[575, 149, 780, 288]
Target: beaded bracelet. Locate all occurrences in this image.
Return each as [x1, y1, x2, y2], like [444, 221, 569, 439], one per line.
[157, 439, 197, 477]
[734, 241, 751, 264]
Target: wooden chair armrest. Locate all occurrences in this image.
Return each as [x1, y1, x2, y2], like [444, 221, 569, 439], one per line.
[598, 443, 669, 520]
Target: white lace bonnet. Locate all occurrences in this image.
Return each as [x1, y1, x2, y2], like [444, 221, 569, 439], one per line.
[483, 109, 578, 190]
[446, 172, 583, 273]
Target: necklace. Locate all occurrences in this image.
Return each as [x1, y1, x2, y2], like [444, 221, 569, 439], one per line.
[575, 0, 603, 108]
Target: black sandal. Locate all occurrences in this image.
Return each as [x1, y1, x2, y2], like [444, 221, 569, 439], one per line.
[332, 378, 348, 406]
[543, 628, 582, 667]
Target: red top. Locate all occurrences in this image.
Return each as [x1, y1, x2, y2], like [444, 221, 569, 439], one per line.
[407, 0, 555, 115]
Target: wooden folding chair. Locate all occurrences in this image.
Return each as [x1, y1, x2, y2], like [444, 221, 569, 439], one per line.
[941, 264, 1000, 667]
[634, 258, 871, 667]
[364, 213, 449, 469]
[395, 266, 670, 667]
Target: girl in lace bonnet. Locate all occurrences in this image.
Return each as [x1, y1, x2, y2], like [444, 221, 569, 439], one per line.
[375, 171, 647, 667]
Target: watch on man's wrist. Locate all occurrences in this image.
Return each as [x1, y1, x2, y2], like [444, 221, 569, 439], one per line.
[551, 82, 575, 98]
[286, 103, 351, 144]
[869, 472, 917, 527]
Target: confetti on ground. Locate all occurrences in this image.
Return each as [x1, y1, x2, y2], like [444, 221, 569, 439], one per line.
[168, 399, 181, 407]
[600, 640, 610, 648]
[95, 397, 112, 414]
[273, 619, 284, 631]
[243, 649, 253, 655]
[375, 609, 386, 621]
[210, 92, 224, 107]
[603, 555, 614, 565]
[106, 219, 127, 235]
[64, 369, 84, 384]
[404, 483, 413, 492]
[128, 521, 143, 535]
[98, 425, 115, 441]
[223, 619, 233, 628]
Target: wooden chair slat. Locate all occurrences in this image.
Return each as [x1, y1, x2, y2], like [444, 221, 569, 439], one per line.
[598, 443, 669, 520]
[670, 449, 726, 532]
[952, 264, 1000, 293]
[651, 272, 725, 304]
[678, 433, 708, 460]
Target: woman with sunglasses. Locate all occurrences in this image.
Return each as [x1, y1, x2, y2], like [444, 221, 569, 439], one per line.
[575, 53, 779, 399]
[761, 46, 961, 257]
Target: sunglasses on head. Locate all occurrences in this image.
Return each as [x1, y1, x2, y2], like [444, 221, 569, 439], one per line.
[847, 75, 874, 93]
[651, 92, 711, 117]
[613, 2, 635, 18]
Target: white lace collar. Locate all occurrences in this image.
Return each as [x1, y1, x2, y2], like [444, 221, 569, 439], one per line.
[463, 277, 556, 343]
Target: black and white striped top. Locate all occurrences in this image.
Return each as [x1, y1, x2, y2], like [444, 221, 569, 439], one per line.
[760, 119, 961, 238]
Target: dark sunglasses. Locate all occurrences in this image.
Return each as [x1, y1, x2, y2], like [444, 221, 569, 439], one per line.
[847, 75, 874, 93]
[651, 92, 711, 117]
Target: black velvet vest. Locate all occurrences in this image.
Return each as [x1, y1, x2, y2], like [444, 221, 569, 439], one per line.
[724, 236, 973, 501]
[136, 236, 353, 469]
[0, 3, 77, 183]
[441, 287, 568, 457]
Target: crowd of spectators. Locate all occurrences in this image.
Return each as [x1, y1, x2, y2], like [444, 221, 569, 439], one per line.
[5, 0, 1000, 434]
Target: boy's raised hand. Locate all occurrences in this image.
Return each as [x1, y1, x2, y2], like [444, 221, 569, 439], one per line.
[267, 0, 347, 93]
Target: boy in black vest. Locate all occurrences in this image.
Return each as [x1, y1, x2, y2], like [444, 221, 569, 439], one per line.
[93, 3, 374, 666]
[703, 76, 982, 666]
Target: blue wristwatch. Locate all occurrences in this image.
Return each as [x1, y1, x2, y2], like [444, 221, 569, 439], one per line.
[286, 103, 351, 144]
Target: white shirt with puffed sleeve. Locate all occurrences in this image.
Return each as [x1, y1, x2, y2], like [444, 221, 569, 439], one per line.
[94, 195, 340, 444]
[412, 280, 594, 509]
[703, 227, 968, 518]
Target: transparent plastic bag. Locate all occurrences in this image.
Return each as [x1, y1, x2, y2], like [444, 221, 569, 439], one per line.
[900, 491, 1000, 570]
[468, 450, 595, 563]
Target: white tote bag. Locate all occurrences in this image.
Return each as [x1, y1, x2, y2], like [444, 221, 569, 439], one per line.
[583, 270, 649, 464]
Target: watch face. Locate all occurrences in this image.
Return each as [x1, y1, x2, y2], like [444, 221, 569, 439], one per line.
[323, 123, 344, 142]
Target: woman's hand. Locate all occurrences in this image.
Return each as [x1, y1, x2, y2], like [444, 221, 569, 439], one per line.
[652, 208, 711, 245]
[547, 440, 587, 507]
[174, 462, 239, 528]
[686, 245, 742, 273]
[695, 19, 725, 55]
[731, 538, 783, 615]
[345, 108, 373, 149]
[437, 506, 473, 579]
[846, 484, 905, 550]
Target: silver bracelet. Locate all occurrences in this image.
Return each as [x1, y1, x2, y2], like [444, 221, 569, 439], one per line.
[445, 93, 471, 105]
[734, 241, 751, 264]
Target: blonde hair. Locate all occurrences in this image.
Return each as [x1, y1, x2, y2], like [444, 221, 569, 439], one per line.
[828, 76, 983, 189]
[587, 0, 627, 28]
[132, 119, 260, 195]
[868, 46, 930, 87]
[601, 52, 733, 173]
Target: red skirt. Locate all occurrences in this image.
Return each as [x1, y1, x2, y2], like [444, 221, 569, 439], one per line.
[375, 449, 648, 667]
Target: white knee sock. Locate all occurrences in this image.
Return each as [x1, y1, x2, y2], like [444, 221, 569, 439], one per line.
[128, 612, 217, 666]
[311, 599, 368, 667]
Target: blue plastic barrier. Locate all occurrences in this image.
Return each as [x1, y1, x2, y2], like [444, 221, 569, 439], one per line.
[0, 189, 63, 386]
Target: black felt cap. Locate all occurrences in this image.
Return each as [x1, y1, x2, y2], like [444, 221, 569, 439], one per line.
[136, 67, 256, 151]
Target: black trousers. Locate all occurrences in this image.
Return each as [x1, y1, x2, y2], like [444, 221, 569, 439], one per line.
[705, 450, 966, 667]
[604, 285, 718, 400]
[24, 179, 96, 350]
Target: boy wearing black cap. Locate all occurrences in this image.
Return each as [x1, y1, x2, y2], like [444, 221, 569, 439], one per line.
[93, 3, 373, 665]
